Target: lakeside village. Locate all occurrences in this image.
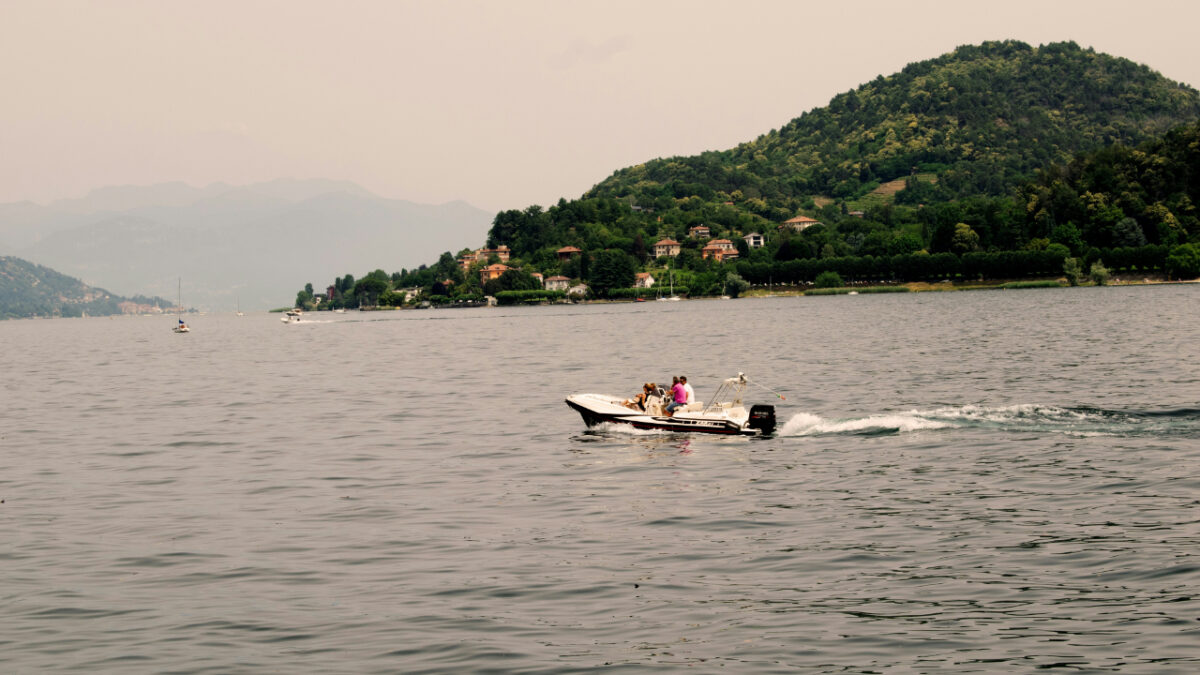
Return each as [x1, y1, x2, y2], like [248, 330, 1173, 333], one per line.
[293, 216, 830, 311]
[290, 208, 1200, 312]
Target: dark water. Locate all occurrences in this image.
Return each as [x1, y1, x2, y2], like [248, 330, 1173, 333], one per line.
[2, 286, 1199, 673]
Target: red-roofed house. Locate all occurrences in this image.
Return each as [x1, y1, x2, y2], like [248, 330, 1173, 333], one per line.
[556, 246, 582, 262]
[544, 275, 571, 291]
[702, 239, 738, 262]
[688, 224, 711, 238]
[653, 239, 681, 258]
[634, 272, 656, 289]
[480, 264, 510, 283]
[781, 215, 821, 232]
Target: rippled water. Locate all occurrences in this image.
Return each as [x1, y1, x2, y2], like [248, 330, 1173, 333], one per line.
[2, 285, 1198, 673]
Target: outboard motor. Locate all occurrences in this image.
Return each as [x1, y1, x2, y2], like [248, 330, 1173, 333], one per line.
[748, 404, 776, 435]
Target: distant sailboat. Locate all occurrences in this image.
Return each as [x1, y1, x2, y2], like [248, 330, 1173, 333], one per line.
[173, 278, 190, 333]
[236, 296, 244, 317]
[657, 261, 681, 302]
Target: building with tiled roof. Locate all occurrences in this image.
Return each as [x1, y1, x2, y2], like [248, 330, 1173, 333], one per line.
[479, 264, 510, 283]
[781, 215, 821, 231]
[702, 239, 738, 262]
[653, 239, 681, 258]
[544, 275, 571, 291]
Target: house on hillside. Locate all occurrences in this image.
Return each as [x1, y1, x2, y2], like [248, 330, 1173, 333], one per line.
[556, 246, 582, 262]
[688, 224, 710, 239]
[544, 275, 571, 292]
[653, 239, 681, 258]
[701, 239, 738, 262]
[634, 272, 656, 289]
[459, 245, 512, 272]
[530, 272, 544, 287]
[479, 264, 510, 284]
[743, 232, 765, 248]
[780, 215, 821, 232]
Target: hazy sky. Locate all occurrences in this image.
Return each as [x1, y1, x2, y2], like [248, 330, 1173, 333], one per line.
[3, 0, 1199, 214]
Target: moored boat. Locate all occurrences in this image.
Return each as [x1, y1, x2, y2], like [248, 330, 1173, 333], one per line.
[566, 373, 776, 436]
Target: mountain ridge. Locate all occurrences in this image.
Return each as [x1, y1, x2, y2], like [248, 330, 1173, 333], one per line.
[0, 178, 493, 310]
[0, 255, 172, 319]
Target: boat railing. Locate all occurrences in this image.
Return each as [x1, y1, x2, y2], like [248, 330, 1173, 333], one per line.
[701, 374, 748, 414]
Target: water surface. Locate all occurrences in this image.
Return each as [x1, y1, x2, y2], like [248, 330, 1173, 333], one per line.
[2, 285, 1198, 672]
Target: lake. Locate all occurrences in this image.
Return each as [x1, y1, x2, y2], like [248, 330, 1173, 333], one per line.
[2, 285, 1198, 673]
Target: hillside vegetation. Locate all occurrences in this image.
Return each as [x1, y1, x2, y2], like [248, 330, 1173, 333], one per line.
[589, 41, 1200, 214]
[0, 256, 170, 319]
[297, 41, 1200, 308]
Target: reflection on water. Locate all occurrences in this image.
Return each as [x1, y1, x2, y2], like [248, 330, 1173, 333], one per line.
[1, 285, 1198, 672]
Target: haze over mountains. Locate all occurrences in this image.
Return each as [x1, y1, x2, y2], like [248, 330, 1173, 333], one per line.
[0, 179, 492, 311]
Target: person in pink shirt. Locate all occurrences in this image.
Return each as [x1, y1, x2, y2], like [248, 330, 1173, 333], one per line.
[666, 376, 687, 415]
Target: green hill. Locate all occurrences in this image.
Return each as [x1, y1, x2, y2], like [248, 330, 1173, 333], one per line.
[0, 256, 171, 319]
[302, 41, 1200, 304]
[587, 40, 1200, 213]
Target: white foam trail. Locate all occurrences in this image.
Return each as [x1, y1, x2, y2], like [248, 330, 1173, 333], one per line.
[779, 411, 951, 436]
[591, 422, 669, 436]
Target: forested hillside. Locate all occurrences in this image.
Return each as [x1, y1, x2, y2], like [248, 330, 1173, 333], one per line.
[297, 41, 1200, 308]
[0, 256, 170, 319]
[589, 41, 1200, 214]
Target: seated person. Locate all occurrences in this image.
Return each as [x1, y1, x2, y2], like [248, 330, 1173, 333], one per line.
[623, 383, 652, 410]
[665, 377, 687, 416]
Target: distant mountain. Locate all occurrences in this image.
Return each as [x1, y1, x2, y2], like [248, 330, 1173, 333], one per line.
[0, 179, 493, 310]
[587, 41, 1200, 212]
[0, 256, 171, 319]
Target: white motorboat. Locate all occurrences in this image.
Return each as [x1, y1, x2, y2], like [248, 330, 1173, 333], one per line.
[281, 309, 302, 324]
[566, 373, 776, 436]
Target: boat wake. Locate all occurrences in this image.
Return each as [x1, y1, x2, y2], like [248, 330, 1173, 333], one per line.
[587, 421, 671, 436]
[778, 404, 1200, 438]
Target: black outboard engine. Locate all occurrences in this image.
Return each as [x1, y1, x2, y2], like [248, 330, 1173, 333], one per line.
[748, 404, 776, 435]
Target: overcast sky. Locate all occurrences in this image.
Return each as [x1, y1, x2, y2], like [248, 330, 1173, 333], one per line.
[3, 0, 1199, 214]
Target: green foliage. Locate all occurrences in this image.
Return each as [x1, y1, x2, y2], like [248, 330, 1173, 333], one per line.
[353, 277, 388, 306]
[1001, 280, 1064, 288]
[0, 256, 172, 319]
[814, 271, 844, 288]
[1165, 243, 1200, 279]
[806, 286, 910, 295]
[1063, 257, 1083, 286]
[494, 290, 566, 305]
[588, 249, 638, 297]
[725, 272, 750, 298]
[1090, 260, 1111, 285]
[1021, 120, 1200, 249]
[313, 42, 1200, 304]
[589, 41, 1200, 209]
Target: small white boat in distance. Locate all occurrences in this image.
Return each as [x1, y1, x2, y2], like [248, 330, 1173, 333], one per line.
[566, 373, 776, 436]
[172, 278, 190, 332]
[281, 309, 302, 324]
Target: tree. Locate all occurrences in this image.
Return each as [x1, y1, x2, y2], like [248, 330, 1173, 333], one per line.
[589, 249, 637, 296]
[1063, 257, 1082, 286]
[354, 277, 388, 306]
[1166, 243, 1200, 279]
[725, 272, 750, 298]
[814, 270, 844, 288]
[950, 223, 981, 255]
[1112, 217, 1148, 248]
[1089, 260, 1110, 286]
